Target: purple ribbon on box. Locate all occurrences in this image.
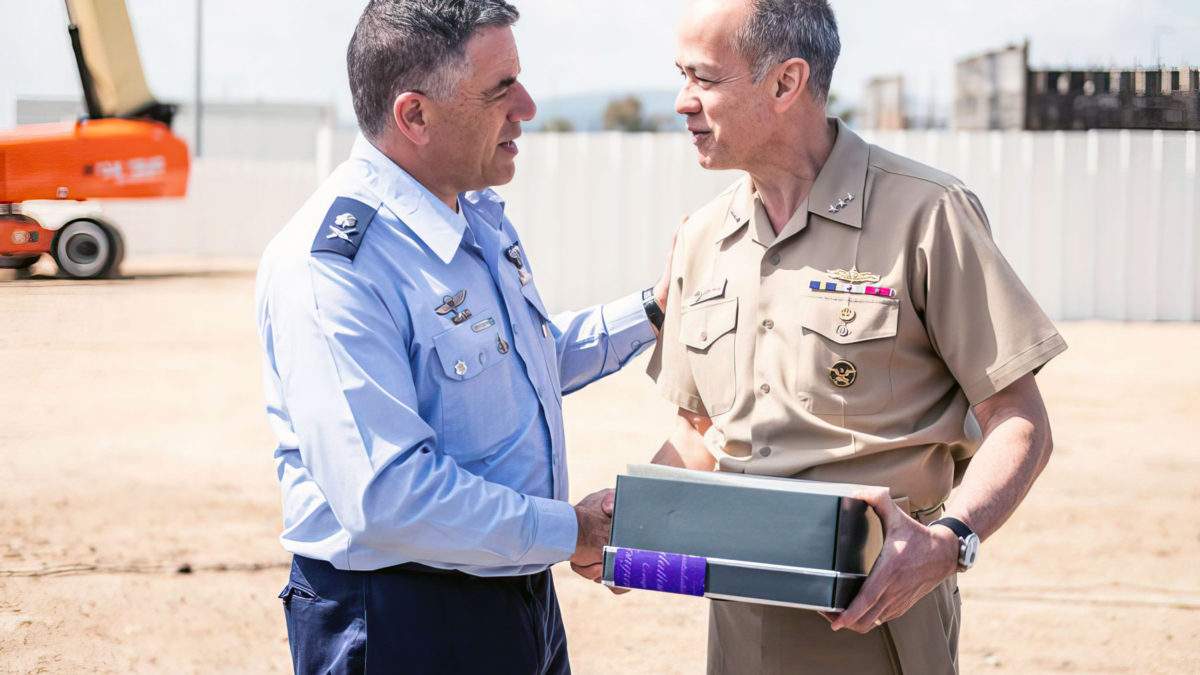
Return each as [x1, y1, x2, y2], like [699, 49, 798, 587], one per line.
[610, 548, 707, 597]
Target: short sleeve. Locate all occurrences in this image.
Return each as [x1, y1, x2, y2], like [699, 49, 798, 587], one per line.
[916, 185, 1067, 406]
[646, 230, 705, 413]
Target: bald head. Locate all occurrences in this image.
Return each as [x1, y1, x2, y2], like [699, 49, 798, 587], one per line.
[683, 0, 841, 103]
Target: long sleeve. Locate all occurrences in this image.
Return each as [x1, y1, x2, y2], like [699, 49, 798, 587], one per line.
[259, 250, 577, 573]
[550, 290, 657, 395]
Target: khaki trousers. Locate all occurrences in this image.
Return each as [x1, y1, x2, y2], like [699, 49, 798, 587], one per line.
[706, 575, 961, 675]
[708, 501, 960, 675]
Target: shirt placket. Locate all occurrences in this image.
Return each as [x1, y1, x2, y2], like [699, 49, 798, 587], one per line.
[748, 202, 810, 464]
[466, 210, 565, 500]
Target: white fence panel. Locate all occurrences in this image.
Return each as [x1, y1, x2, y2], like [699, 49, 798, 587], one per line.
[860, 129, 1198, 322]
[100, 158, 317, 261]
[495, 133, 741, 311]
[92, 130, 1198, 321]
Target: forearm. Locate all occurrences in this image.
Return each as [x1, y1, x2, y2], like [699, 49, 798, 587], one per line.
[945, 378, 1053, 541]
[651, 408, 716, 471]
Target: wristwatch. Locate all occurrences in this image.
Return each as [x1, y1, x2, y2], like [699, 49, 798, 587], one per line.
[930, 517, 979, 572]
[642, 287, 665, 332]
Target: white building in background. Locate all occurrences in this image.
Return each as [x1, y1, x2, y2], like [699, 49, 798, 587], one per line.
[859, 75, 906, 130]
[954, 43, 1029, 131]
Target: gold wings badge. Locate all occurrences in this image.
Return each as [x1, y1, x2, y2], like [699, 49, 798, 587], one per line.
[826, 268, 881, 285]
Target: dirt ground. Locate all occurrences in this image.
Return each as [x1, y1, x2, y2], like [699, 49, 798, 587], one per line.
[1, 262, 1198, 674]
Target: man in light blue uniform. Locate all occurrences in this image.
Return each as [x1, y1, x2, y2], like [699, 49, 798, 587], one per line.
[254, 1, 668, 673]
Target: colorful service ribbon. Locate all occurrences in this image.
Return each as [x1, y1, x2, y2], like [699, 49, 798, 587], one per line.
[809, 281, 897, 298]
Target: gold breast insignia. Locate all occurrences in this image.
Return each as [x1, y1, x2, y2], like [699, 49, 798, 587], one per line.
[829, 360, 858, 388]
[826, 267, 880, 285]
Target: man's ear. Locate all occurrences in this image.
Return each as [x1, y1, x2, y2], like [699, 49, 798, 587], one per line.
[393, 92, 431, 145]
[771, 58, 812, 111]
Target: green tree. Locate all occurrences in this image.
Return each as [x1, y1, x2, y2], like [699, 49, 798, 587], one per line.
[540, 117, 575, 132]
[603, 95, 658, 132]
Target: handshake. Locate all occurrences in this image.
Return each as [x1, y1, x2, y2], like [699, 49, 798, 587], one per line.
[568, 488, 629, 594]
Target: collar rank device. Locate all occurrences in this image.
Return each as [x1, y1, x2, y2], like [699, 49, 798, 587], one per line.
[505, 244, 532, 285]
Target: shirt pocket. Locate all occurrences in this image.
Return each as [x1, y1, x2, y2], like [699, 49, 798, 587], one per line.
[432, 321, 522, 463]
[795, 297, 899, 416]
[679, 297, 739, 416]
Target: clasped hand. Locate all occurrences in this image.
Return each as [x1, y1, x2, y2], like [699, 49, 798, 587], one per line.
[569, 488, 629, 594]
[822, 488, 959, 633]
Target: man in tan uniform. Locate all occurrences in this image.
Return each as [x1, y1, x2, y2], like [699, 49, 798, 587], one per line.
[644, 0, 1067, 672]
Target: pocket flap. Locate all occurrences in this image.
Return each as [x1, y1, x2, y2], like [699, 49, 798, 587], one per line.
[679, 297, 738, 351]
[801, 298, 898, 345]
[433, 323, 503, 381]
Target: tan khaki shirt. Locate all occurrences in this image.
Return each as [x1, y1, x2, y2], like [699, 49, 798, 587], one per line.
[649, 118, 1066, 511]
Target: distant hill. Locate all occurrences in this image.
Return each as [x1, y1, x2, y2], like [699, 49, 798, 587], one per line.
[533, 90, 686, 132]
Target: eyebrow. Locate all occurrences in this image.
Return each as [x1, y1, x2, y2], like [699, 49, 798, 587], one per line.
[675, 60, 717, 73]
[483, 76, 518, 98]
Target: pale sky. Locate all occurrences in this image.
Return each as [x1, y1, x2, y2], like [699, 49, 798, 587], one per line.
[1, 0, 1198, 129]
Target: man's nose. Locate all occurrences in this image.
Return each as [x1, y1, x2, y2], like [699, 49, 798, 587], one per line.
[675, 84, 700, 116]
[510, 83, 537, 123]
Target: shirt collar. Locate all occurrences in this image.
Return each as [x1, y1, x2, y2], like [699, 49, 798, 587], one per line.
[350, 134, 467, 264]
[716, 117, 869, 243]
[716, 175, 756, 242]
[809, 117, 869, 229]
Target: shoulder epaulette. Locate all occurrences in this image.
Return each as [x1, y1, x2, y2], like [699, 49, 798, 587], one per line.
[311, 197, 378, 260]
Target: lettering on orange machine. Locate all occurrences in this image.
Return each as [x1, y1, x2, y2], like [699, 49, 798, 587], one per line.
[93, 155, 166, 185]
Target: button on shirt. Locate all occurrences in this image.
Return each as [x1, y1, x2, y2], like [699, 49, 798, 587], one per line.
[256, 135, 655, 575]
[649, 118, 1066, 511]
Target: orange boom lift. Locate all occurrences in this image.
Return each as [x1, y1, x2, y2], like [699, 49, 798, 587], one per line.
[0, 0, 189, 278]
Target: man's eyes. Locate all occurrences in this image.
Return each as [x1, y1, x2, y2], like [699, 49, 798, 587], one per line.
[678, 70, 715, 85]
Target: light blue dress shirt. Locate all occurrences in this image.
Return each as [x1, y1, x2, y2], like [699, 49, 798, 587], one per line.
[255, 135, 655, 575]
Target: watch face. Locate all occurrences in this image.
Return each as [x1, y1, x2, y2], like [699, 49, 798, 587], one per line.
[961, 534, 980, 569]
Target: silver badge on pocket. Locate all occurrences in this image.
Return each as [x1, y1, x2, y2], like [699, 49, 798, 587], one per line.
[435, 290, 473, 325]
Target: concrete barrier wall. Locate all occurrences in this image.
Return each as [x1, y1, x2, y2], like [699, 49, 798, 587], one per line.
[97, 130, 1198, 321]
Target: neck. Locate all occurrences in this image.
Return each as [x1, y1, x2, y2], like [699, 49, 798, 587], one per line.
[747, 112, 836, 235]
[373, 135, 461, 211]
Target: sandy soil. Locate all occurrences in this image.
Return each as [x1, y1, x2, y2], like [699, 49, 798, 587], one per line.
[0, 264, 1197, 674]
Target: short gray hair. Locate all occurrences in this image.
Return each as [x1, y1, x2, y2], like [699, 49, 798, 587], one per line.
[732, 0, 841, 103]
[348, 0, 520, 140]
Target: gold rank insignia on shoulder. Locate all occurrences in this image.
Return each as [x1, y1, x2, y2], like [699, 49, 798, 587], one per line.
[826, 267, 880, 285]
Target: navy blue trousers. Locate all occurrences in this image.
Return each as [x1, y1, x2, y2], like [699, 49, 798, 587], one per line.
[280, 556, 571, 675]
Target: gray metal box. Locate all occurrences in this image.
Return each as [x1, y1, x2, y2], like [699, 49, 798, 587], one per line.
[601, 465, 883, 611]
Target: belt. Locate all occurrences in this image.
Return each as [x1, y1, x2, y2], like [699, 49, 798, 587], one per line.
[387, 561, 469, 576]
[385, 561, 542, 585]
